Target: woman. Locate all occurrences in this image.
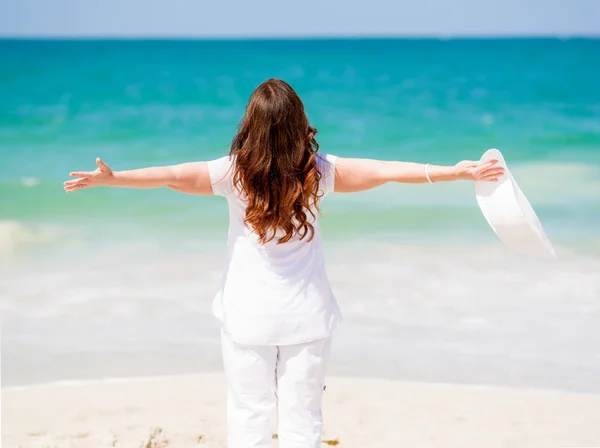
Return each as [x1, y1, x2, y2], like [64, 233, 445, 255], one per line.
[64, 78, 503, 448]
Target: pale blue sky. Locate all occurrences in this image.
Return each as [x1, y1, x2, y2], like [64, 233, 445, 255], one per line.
[1, 0, 599, 37]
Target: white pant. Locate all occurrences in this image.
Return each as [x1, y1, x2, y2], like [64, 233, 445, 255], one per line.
[221, 330, 332, 448]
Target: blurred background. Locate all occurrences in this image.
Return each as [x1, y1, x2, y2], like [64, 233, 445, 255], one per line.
[1, 1, 599, 392]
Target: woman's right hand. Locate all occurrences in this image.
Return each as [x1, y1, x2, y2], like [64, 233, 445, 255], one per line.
[64, 158, 115, 193]
[454, 159, 505, 182]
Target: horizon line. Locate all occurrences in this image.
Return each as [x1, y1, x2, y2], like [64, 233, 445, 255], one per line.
[1, 33, 599, 40]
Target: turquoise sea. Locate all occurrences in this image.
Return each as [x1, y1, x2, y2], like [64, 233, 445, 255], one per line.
[1, 39, 600, 391]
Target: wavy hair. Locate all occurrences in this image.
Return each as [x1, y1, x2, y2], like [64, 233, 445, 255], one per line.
[230, 78, 322, 244]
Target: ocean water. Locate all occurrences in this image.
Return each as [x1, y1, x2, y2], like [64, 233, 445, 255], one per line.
[1, 39, 600, 391]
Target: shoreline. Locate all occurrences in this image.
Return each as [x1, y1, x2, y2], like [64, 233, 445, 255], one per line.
[5, 371, 600, 448]
[5, 369, 600, 397]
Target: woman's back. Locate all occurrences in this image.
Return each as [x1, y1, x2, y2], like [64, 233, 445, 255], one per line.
[208, 152, 342, 346]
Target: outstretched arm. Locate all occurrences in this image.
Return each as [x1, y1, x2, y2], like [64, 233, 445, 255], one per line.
[64, 158, 213, 195]
[333, 157, 504, 193]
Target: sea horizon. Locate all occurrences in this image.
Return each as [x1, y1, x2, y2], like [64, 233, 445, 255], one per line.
[1, 35, 600, 40]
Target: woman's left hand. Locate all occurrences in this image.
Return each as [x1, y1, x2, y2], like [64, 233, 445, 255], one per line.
[454, 159, 505, 182]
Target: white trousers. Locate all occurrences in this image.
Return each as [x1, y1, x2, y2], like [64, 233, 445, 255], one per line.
[221, 330, 332, 448]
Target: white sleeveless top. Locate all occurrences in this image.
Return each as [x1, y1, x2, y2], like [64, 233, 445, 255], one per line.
[207, 153, 342, 346]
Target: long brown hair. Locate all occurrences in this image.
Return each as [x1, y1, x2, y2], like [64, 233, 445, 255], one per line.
[230, 78, 322, 245]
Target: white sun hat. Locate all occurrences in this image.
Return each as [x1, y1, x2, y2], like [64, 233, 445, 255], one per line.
[475, 148, 556, 260]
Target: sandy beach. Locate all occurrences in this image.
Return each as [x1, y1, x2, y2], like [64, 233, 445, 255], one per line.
[4, 372, 600, 448]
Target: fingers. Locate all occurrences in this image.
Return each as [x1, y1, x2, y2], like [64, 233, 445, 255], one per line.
[70, 171, 93, 177]
[66, 157, 108, 191]
[69, 157, 109, 177]
[64, 178, 86, 187]
[63, 177, 89, 193]
[64, 183, 87, 193]
[479, 175, 499, 182]
[478, 170, 505, 181]
[475, 172, 505, 182]
[96, 158, 110, 172]
[476, 159, 499, 172]
[479, 168, 505, 178]
[474, 161, 502, 176]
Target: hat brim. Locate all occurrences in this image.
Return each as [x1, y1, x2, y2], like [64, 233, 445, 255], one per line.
[475, 149, 556, 260]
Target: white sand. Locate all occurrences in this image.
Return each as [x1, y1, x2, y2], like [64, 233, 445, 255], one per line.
[4, 373, 600, 448]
